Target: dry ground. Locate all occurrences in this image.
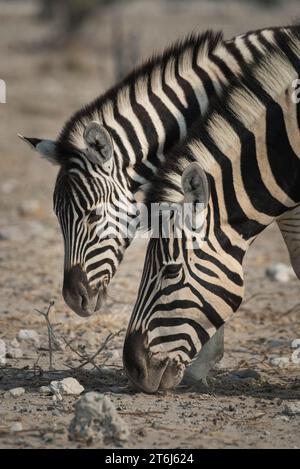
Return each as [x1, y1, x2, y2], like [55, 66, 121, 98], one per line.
[0, 0, 299, 449]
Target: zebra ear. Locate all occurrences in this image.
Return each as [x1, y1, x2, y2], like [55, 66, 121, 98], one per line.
[182, 162, 210, 207]
[83, 121, 113, 166]
[18, 134, 59, 165]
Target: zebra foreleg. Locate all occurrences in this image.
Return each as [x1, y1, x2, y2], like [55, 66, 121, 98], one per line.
[183, 326, 225, 387]
[277, 206, 300, 280]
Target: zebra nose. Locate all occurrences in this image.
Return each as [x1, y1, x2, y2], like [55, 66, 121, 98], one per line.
[123, 331, 178, 393]
[62, 265, 93, 317]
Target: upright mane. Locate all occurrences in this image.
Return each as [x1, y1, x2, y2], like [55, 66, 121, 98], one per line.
[144, 25, 300, 206]
[57, 30, 223, 158]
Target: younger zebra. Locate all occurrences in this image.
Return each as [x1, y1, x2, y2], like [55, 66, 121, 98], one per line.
[123, 27, 300, 392]
[19, 27, 289, 318]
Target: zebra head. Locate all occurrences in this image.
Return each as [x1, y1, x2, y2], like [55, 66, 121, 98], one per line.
[19, 122, 137, 317]
[123, 162, 245, 392]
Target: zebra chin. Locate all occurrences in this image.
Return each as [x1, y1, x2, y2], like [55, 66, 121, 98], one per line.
[123, 331, 186, 393]
[62, 264, 106, 317]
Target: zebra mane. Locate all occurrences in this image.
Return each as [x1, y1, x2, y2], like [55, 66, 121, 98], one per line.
[56, 30, 223, 158]
[145, 25, 300, 206]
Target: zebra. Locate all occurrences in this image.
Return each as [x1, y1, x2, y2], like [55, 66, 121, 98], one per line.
[123, 26, 300, 393]
[19, 25, 293, 318]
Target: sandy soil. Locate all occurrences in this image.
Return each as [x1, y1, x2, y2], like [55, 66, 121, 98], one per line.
[0, 0, 299, 449]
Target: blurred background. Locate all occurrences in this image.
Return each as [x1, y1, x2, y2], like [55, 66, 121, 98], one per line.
[1, 0, 300, 213]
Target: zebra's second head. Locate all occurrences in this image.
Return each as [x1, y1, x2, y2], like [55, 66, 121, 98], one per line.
[124, 162, 245, 392]
[19, 122, 137, 317]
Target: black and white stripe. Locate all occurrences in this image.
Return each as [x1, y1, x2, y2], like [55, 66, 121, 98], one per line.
[123, 26, 300, 392]
[51, 26, 294, 317]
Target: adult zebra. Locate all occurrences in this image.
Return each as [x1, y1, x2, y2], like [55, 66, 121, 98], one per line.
[20, 26, 293, 318]
[123, 27, 300, 393]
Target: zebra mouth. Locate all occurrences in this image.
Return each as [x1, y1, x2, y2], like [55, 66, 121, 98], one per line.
[123, 331, 186, 393]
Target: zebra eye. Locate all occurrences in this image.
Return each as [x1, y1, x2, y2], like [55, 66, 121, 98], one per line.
[163, 263, 182, 279]
[88, 209, 102, 224]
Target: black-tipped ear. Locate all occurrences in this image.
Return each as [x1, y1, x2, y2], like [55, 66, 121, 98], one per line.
[18, 134, 59, 165]
[83, 121, 113, 166]
[182, 162, 210, 207]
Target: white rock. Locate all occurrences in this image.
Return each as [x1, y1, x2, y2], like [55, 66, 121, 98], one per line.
[265, 263, 296, 282]
[39, 386, 51, 394]
[17, 329, 40, 348]
[283, 402, 300, 416]
[10, 422, 23, 432]
[50, 377, 84, 396]
[9, 387, 25, 397]
[0, 339, 6, 365]
[69, 392, 129, 444]
[269, 356, 290, 368]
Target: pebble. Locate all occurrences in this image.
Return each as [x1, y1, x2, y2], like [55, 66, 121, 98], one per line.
[269, 357, 290, 368]
[283, 402, 300, 416]
[69, 392, 129, 444]
[39, 386, 51, 395]
[17, 329, 40, 348]
[0, 339, 6, 364]
[10, 422, 23, 432]
[9, 387, 25, 398]
[50, 377, 84, 396]
[268, 339, 289, 349]
[265, 263, 296, 282]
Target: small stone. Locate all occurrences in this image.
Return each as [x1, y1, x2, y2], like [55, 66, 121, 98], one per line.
[39, 386, 51, 395]
[17, 329, 40, 348]
[69, 392, 129, 444]
[265, 263, 296, 282]
[50, 377, 84, 396]
[0, 339, 6, 365]
[268, 339, 288, 349]
[10, 422, 23, 432]
[9, 387, 25, 398]
[283, 402, 300, 416]
[269, 357, 290, 368]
